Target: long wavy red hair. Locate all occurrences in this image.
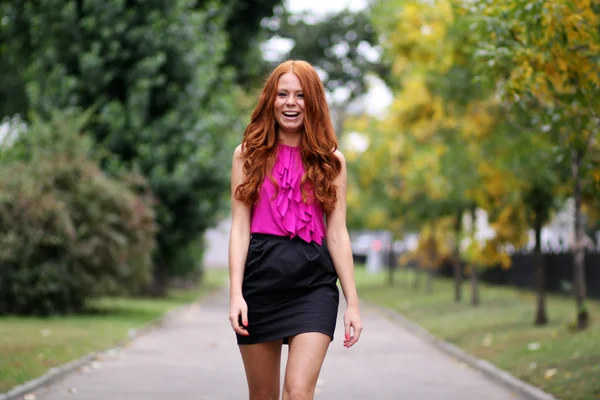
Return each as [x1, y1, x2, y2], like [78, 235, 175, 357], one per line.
[235, 60, 341, 214]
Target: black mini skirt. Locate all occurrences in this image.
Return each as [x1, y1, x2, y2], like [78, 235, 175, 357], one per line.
[236, 233, 339, 345]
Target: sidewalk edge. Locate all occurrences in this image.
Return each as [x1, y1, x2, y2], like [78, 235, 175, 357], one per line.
[0, 288, 222, 400]
[363, 299, 560, 400]
[0, 353, 96, 400]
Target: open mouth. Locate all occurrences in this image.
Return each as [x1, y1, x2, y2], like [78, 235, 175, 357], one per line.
[282, 111, 301, 118]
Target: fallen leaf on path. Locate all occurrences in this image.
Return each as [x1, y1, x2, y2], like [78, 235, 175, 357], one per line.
[529, 362, 538, 370]
[527, 342, 541, 351]
[544, 368, 557, 380]
[483, 333, 493, 347]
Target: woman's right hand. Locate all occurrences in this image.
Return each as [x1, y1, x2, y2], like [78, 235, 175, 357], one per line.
[229, 293, 249, 336]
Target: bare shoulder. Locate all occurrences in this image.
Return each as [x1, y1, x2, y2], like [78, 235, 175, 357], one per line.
[333, 149, 346, 163]
[332, 149, 347, 184]
[233, 143, 244, 158]
[233, 144, 248, 165]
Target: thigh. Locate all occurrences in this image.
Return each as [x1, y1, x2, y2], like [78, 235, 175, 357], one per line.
[239, 339, 283, 400]
[283, 332, 331, 400]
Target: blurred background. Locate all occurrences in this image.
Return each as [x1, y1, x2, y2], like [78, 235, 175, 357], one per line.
[1, 0, 599, 398]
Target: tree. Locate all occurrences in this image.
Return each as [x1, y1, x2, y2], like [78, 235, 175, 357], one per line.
[370, 0, 487, 302]
[266, 7, 388, 135]
[471, 0, 600, 329]
[499, 99, 563, 325]
[218, 0, 283, 87]
[368, 0, 552, 309]
[2, 0, 242, 294]
[0, 1, 28, 117]
[0, 110, 156, 315]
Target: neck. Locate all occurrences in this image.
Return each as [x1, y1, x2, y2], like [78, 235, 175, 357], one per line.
[277, 130, 302, 147]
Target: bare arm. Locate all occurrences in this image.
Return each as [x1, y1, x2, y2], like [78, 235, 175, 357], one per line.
[228, 144, 251, 335]
[326, 150, 362, 346]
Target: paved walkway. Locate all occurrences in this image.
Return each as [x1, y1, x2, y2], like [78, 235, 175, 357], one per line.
[31, 289, 524, 400]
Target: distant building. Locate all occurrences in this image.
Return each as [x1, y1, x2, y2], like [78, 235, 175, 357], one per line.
[467, 199, 597, 254]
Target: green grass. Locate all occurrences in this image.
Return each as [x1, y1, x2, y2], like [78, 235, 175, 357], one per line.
[0, 268, 229, 393]
[355, 267, 600, 400]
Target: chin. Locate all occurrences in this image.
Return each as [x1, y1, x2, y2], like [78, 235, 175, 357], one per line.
[280, 124, 303, 133]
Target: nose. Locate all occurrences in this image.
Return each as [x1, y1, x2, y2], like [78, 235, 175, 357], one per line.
[285, 95, 297, 106]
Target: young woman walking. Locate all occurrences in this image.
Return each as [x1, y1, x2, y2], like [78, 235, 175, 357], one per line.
[228, 59, 362, 400]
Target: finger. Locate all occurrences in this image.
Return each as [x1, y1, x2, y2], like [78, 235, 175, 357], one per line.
[231, 313, 249, 336]
[232, 320, 249, 336]
[345, 324, 362, 348]
[343, 325, 353, 347]
[236, 312, 250, 336]
[344, 320, 351, 343]
[241, 307, 248, 328]
[233, 323, 249, 336]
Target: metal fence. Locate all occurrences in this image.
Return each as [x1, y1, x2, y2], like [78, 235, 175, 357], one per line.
[437, 252, 600, 299]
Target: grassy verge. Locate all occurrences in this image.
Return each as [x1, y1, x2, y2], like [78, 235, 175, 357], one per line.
[0, 268, 229, 393]
[355, 267, 600, 400]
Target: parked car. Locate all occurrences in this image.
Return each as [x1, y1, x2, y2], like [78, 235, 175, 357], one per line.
[350, 231, 393, 270]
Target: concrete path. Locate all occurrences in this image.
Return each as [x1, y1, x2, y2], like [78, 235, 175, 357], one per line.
[30, 289, 524, 400]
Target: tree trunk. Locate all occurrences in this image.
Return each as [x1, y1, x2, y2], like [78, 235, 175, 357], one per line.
[412, 267, 421, 289]
[426, 267, 434, 293]
[572, 149, 589, 329]
[469, 206, 480, 306]
[387, 249, 396, 286]
[470, 266, 480, 306]
[145, 262, 169, 297]
[332, 101, 349, 138]
[453, 210, 463, 303]
[534, 208, 547, 325]
[426, 234, 436, 293]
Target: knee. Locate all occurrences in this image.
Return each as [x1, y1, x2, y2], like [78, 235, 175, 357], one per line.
[283, 382, 313, 400]
[249, 387, 279, 400]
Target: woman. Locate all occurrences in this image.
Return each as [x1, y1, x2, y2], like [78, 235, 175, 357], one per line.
[228, 59, 362, 400]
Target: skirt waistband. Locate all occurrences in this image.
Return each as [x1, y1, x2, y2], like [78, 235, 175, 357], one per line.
[251, 233, 294, 241]
[250, 233, 323, 246]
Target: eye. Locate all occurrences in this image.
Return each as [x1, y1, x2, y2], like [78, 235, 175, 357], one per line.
[277, 92, 287, 97]
[297, 93, 304, 98]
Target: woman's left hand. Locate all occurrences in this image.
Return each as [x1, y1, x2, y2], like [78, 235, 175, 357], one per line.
[343, 305, 363, 348]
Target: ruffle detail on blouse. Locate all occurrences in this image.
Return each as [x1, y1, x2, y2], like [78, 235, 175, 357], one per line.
[274, 145, 322, 244]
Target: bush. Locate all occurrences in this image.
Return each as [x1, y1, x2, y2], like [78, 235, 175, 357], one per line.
[0, 110, 157, 315]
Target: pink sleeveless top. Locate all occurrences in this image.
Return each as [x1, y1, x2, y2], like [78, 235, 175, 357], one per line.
[250, 144, 326, 245]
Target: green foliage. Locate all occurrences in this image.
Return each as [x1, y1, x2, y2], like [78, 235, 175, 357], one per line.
[265, 7, 389, 134]
[2, 0, 244, 286]
[220, 0, 283, 87]
[0, 2, 28, 117]
[268, 8, 387, 100]
[0, 110, 157, 315]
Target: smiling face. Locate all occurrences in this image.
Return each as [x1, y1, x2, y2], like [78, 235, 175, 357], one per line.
[273, 72, 305, 135]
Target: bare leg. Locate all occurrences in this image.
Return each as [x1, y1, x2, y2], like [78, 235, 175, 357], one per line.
[282, 332, 331, 400]
[239, 339, 283, 400]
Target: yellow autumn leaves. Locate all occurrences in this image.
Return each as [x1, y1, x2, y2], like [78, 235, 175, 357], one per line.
[344, 0, 599, 270]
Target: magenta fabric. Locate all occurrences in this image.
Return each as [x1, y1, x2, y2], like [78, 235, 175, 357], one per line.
[250, 144, 326, 245]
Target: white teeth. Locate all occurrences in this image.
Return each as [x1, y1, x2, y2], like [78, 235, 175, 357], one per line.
[283, 112, 300, 116]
